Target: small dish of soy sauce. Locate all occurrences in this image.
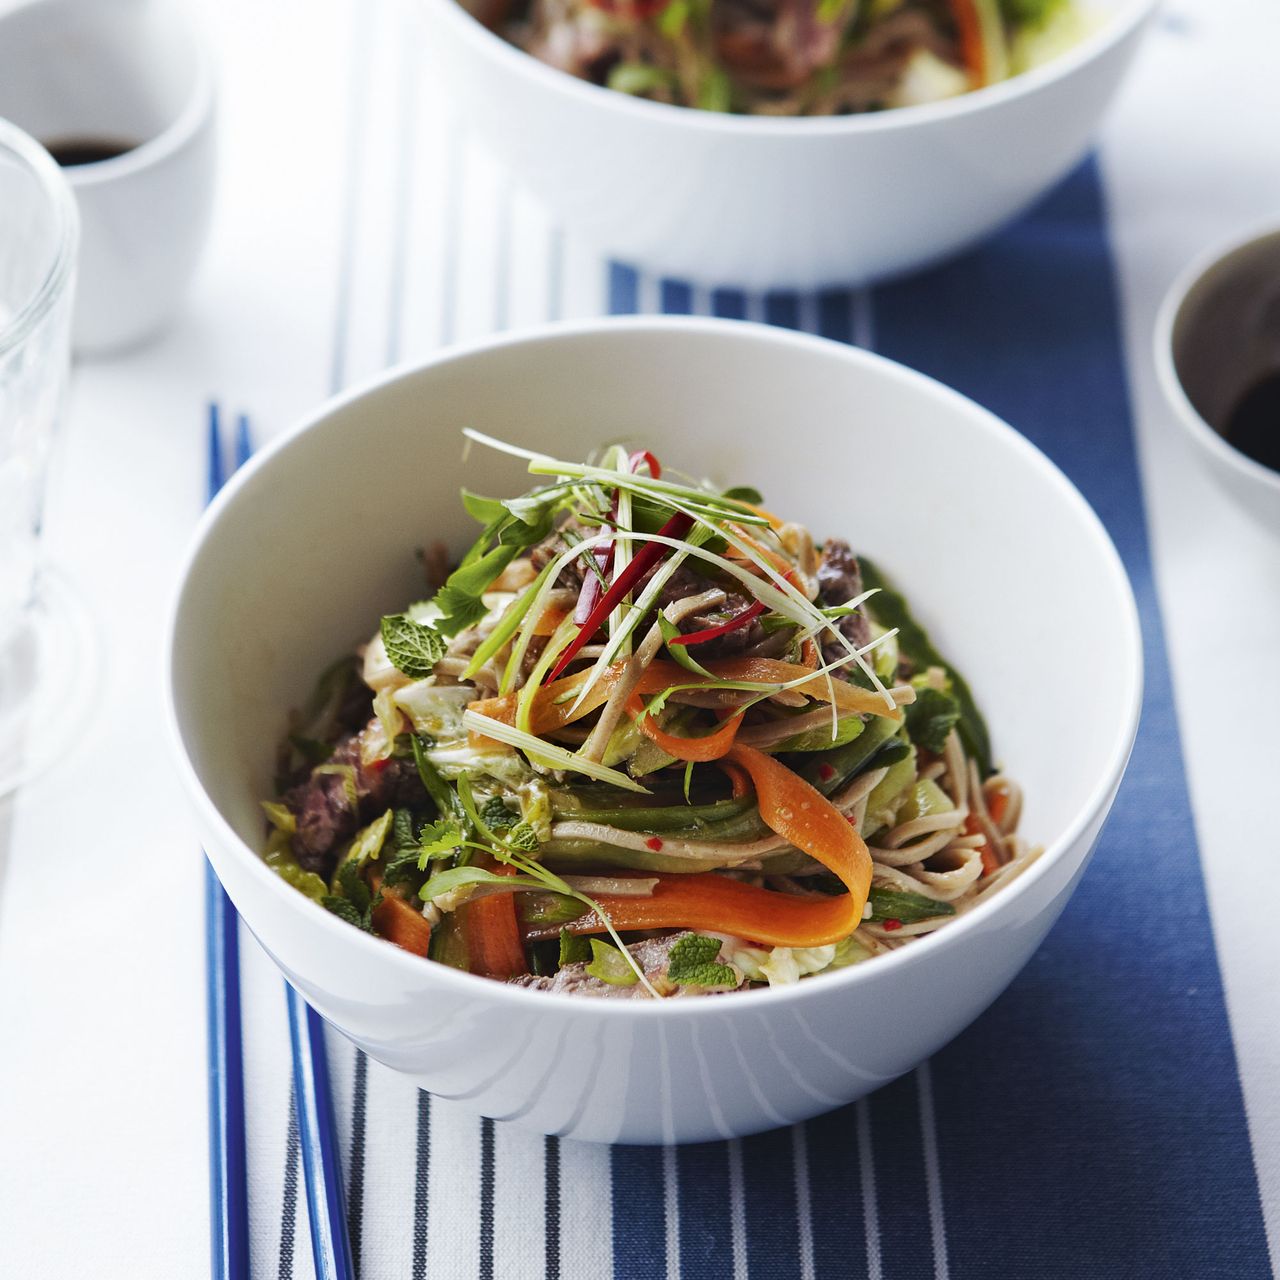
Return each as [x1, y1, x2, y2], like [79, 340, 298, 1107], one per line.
[1156, 226, 1280, 530]
[43, 137, 139, 168]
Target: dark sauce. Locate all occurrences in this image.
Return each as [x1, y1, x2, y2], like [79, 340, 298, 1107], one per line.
[44, 137, 138, 167]
[1223, 371, 1280, 474]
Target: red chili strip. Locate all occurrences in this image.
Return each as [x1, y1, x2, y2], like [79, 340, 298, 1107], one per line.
[550, 510, 695, 680]
[628, 450, 662, 479]
[573, 450, 660, 624]
[667, 599, 766, 647]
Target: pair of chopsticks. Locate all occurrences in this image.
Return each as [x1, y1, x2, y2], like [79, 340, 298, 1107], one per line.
[205, 404, 356, 1280]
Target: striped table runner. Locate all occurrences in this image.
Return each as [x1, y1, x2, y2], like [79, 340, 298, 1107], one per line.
[217, 9, 1272, 1279]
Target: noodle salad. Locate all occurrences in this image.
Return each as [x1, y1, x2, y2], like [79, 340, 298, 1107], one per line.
[469, 0, 1098, 117]
[261, 435, 1038, 998]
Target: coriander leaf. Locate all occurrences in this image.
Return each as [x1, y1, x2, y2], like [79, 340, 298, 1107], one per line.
[504, 821, 540, 853]
[585, 939, 639, 986]
[380, 613, 447, 678]
[867, 887, 956, 924]
[322, 895, 371, 931]
[433, 585, 490, 635]
[480, 795, 517, 832]
[417, 817, 464, 867]
[559, 929, 592, 966]
[666, 933, 738, 988]
[903, 686, 961, 755]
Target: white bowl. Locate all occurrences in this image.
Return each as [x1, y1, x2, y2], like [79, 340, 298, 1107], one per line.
[416, 0, 1156, 289]
[1154, 223, 1280, 532]
[167, 318, 1142, 1144]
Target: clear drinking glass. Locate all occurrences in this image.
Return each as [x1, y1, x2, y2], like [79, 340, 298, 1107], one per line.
[0, 118, 86, 796]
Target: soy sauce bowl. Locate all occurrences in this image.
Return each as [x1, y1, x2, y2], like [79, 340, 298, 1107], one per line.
[1155, 225, 1280, 531]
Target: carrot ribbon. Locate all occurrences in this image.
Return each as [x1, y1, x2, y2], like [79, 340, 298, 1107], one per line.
[536, 745, 872, 948]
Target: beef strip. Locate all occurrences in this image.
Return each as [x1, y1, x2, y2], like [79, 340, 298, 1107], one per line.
[529, 516, 592, 589]
[510, 932, 745, 998]
[284, 722, 424, 873]
[711, 0, 843, 91]
[815, 539, 872, 665]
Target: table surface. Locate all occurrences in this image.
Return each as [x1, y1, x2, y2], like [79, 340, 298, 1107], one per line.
[0, 0, 1277, 1275]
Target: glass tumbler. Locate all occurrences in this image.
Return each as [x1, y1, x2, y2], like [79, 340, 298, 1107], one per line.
[0, 118, 85, 796]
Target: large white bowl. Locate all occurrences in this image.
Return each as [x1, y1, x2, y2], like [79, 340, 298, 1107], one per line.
[417, 0, 1156, 289]
[167, 318, 1142, 1144]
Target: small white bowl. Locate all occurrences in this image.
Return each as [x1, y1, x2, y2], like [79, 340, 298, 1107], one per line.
[167, 318, 1142, 1144]
[416, 0, 1156, 289]
[1155, 225, 1280, 531]
[0, 0, 215, 354]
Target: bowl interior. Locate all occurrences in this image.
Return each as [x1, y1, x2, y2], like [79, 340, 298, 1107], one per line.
[173, 320, 1137, 928]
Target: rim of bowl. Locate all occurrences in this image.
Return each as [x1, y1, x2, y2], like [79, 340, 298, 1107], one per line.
[55, 9, 215, 188]
[423, 0, 1158, 137]
[0, 119, 78, 358]
[166, 315, 1144, 1018]
[1153, 221, 1280, 503]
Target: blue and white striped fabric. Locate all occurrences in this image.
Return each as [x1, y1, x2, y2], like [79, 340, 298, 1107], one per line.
[250, 157, 1273, 1280]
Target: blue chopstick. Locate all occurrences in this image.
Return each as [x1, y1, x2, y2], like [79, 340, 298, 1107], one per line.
[286, 984, 358, 1280]
[206, 402, 250, 1280]
[205, 402, 356, 1280]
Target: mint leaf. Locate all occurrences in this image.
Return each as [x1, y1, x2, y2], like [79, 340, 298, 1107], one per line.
[322, 894, 373, 932]
[666, 934, 737, 988]
[382, 845, 424, 888]
[417, 817, 464, 867]
[904, 686, 960, 755]
[382, 808, 423, 888]
[480, 795, 517, 832]
[391, 807, 417, 852]
[380, 613, 446, 678]
[504, 821, 540, 853]
[336, 858, 371, 913]
[559, 929, 591, 967]
[586, 939, 639, 986]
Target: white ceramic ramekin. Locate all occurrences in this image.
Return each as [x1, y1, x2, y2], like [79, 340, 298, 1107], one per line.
[167, 318, 1142, 1144]
[0, 0, 215, 354]
[1155, 224, 1280, 532]
[415, 0, 1156, 289]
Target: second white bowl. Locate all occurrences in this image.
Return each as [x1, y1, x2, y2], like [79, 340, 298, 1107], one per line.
[417, 0, 1155, 289]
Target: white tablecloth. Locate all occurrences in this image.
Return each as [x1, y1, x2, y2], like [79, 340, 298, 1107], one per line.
[0, 0, 1276, 1274]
